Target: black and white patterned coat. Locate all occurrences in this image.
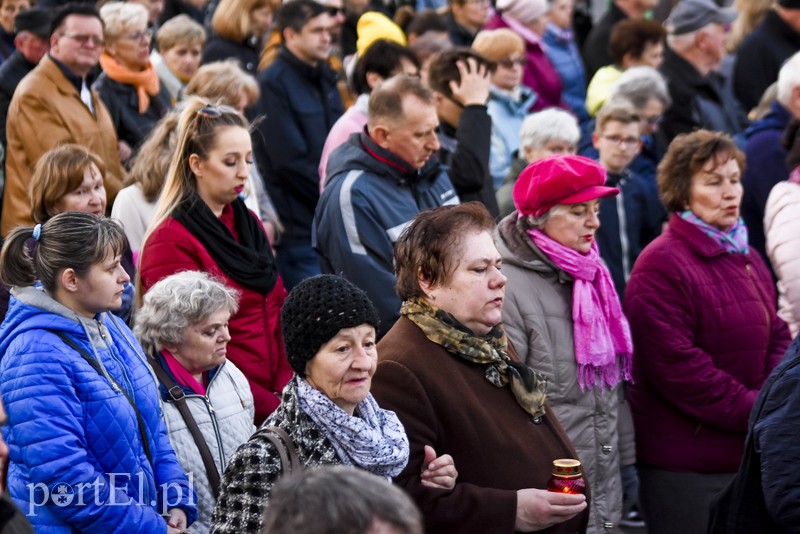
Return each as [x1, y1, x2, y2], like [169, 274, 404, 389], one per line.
[209, 376, 341, 533]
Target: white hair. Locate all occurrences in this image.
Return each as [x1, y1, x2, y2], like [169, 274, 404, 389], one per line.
[609, 66, 671, 109]
[99, 2, 149, 40]
[519, 108, 580, 151]
[777, 51, 800, 108]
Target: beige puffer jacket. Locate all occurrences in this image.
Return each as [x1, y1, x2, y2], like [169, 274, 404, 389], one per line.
[765, 180, 800, 337]
[496, 214, 628, 534]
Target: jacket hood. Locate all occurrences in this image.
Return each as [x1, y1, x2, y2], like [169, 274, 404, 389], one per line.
[743, 101, 791, 139]
[326, 130, 444, 188]
[495, 212, 573, 283]
[0, 285, 112, 358]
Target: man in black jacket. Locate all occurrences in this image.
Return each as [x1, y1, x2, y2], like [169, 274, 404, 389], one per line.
[659, 0, 746, 142]
[0, 6, 50, 146]
[255, 0, 343, 290]
[427, 49, 498, 217]
[732, 0, 800, 114]
[581, 0, 657, 79]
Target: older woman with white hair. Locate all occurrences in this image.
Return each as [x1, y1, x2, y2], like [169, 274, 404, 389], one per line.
[135, 271, 256, 534]
[95, 2, 172, 157]
[496, 107, 580, 217]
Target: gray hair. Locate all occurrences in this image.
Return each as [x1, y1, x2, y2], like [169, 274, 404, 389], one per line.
[519, 108, 580, 151]
[609, 66, 671, 109]
[134, 271, 239, 355]
[263, 466, 423, 534]
[100, 2, 149, 40]
[777, 51, 800, 108]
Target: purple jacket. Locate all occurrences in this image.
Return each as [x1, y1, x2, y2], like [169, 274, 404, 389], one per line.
[623, 214, 791, 473]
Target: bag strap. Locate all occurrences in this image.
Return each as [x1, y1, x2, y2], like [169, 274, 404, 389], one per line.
[50, 330, 153, 466]
[150, 359, 222, 499]
[254, 426, 302, 476]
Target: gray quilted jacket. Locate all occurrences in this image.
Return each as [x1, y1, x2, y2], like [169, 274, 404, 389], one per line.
[496, 214, 628, 534]
[157, 359, 255, 534]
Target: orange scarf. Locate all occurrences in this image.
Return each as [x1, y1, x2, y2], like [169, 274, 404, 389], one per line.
[99, 52, 161, 114]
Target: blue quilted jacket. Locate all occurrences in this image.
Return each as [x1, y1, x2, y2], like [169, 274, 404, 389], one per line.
[0, 286, 197, 533]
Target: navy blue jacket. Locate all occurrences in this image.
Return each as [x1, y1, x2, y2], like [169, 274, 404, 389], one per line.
[733, 10, 800, 113]
[256, 47, 343, 246]
[741, 102, 792, 267]
[201, 35, 261, 75]
[751, 335, 800, 528]
[313, 131, 458, 336]
[0, 51, 36, 145]
[596, 169, 665, 296]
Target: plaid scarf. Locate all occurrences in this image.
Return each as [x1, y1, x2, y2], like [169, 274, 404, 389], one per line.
[402, 297, 548, 419]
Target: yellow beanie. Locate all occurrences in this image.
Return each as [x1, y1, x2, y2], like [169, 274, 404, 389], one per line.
[356, 12, 407, 57]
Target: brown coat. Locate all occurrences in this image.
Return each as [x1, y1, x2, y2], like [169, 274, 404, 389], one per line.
[2, 55, 124, 236]
[372, 316, 589, 534]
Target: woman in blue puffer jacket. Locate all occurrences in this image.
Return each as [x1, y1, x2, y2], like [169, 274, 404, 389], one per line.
[0, 212, 197, 533]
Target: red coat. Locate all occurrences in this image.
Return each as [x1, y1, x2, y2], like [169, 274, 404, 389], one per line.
[139, 205, 292, 424]
[623, 214, 791, 473]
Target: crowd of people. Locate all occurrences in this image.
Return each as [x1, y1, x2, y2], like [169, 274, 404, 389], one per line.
[0, 0, 799, 532]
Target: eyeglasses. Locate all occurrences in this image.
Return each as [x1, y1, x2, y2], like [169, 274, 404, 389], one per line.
[325, 6, 345, 16]
[601, 135, 641, 148]
[497, 57, 526, 69]
[121, 28, 154, 42]
[645, 116, 663, 127]
[61, 33, 105, 47]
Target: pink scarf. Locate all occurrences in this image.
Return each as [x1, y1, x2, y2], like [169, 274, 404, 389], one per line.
[527, 228, 633, 390]
[161, 350, 207, 396]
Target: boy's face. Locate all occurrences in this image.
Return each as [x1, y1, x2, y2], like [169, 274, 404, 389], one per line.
[592, 120, 641, 174]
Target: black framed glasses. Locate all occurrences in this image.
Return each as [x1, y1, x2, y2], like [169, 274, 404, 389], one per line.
[325, 6, 345, 16]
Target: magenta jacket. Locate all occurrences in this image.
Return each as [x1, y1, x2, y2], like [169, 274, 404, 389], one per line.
[623, 214, 791, 473]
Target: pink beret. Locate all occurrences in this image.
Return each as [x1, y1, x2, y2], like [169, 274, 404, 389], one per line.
[513, 155, 619, 217]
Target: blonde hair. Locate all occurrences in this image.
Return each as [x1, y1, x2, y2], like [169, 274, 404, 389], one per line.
[99, 1, 148, 41]
[185, 59, 260, 109]
[727, 0, 774, 53]
[137, 97, 249, 307]
[211, 0, 273, 42]
[156, 14, 206, 51]
[471, 28, 525, 62]
[29, 144, 106, 223]
[595, 99, 641, 132]
[128, 108, 182, 203]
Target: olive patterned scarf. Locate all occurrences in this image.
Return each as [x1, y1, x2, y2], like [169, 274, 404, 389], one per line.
[401, 297, 548, 419]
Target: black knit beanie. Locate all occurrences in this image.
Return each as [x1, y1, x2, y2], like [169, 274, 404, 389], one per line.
[281, 275, 380, 376]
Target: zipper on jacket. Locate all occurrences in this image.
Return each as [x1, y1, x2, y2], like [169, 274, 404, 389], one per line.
[96, 319, 155, 504]
[616, 177, 631, 282]
[178, 392, 227, 471]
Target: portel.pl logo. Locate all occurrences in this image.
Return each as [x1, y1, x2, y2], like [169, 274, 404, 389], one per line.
[26, 472, 195, 516]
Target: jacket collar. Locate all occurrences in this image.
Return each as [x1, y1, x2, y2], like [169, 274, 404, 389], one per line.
[278, 46, 337, 84]
[495, 212, 574, 283]
[667, 212, 731, 258]
[358, 129, 439, 185]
